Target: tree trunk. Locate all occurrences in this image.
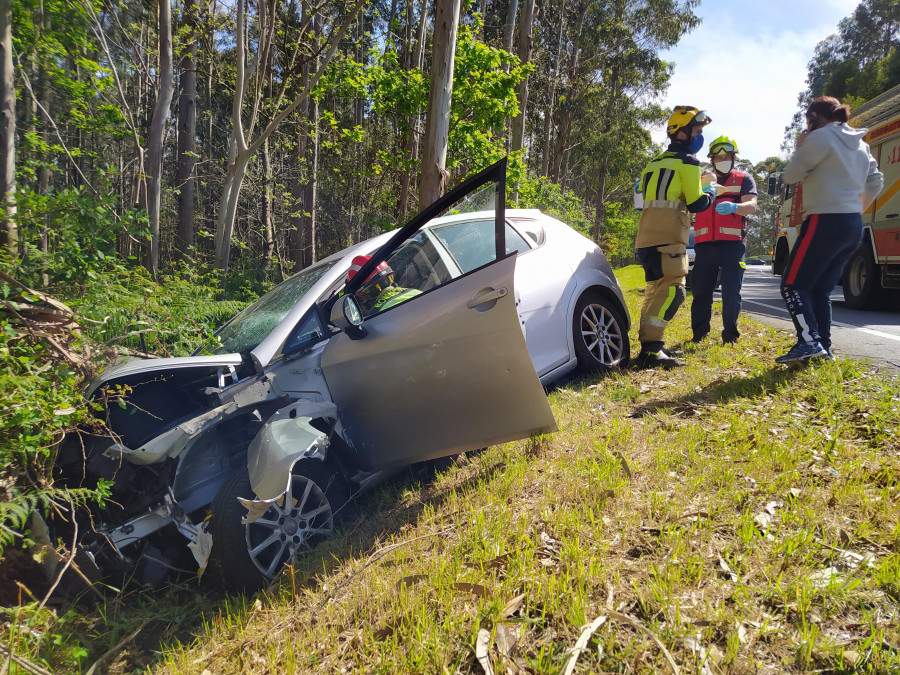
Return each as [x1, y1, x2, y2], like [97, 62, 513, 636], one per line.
[541, 2, 564, 177]
[145, 0, 175, 276]
[261, 137, 274, 265]
[302, 102, 318, 267]
[289, 37, 312, 270]
[176, 0, 199, 258]
[0, 0, 16, 254]
[37, 4, 51, 284]
[509, 0, 534, 201]
[398, 0, 428, 219]
[419, 0, 461, 208]
[215, 0, 365, 274]
[503, 0, 519, 55]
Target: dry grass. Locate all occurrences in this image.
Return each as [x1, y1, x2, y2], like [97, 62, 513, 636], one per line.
[146, 268, 900, 674]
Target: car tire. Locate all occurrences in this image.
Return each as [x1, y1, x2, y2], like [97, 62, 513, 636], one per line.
[572, 290, 630, 372]
[842, 244, 880, 309]
[208, 459, 350, 594]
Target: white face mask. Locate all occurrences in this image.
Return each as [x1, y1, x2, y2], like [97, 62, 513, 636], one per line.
[714, 159, 733, 174]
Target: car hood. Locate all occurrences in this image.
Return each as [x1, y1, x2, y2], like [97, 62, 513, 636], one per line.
[87, 354, 244, 396]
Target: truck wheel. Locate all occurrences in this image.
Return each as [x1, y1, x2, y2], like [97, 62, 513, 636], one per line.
[208, 460, 349, 594]
[842, 244, 880, 310]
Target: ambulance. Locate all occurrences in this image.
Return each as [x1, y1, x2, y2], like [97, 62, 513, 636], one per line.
[771, 84, 900, 309]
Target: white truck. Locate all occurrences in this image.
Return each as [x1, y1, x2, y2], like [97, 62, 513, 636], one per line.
[771, 84, 900, 309]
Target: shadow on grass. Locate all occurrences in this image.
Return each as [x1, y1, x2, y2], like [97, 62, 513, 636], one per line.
[626, 365, 803, 418]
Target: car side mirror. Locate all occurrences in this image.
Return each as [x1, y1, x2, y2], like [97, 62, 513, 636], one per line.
[330, 295, 367, 339]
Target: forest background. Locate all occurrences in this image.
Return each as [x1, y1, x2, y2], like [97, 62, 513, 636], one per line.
[0, 0, 898, 579]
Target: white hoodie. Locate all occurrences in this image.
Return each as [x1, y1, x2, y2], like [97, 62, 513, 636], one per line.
[783, 122, 883, 215]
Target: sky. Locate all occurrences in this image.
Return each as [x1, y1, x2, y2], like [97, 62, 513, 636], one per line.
[649, 0, 863, 166]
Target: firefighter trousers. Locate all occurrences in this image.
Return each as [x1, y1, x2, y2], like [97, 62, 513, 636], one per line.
[637, 243, 688, 351]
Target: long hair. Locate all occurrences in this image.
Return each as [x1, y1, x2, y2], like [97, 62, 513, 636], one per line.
[807, 96, 850, 125]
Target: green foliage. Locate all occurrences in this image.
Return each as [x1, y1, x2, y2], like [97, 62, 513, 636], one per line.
[599, 202, 640, 267]
[448, 24, 530, 174]
[789, 0, 900, 144]
[0, 277, 114, 556]
[70, 264, 247, 358]
[516, 175, 593, 236]
[10, 183, 149, 288]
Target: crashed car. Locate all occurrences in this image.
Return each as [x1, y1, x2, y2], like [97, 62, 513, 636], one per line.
[55, 159, 631, 593]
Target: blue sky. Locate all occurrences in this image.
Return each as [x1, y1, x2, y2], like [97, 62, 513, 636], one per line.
[649, 0, 863, 165]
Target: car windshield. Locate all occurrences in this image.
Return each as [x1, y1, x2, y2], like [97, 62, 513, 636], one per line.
[205, 260, 339, 355]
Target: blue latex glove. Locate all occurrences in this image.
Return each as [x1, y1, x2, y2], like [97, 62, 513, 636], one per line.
[715, 201, 739, 215]
[703, 184, 718, 199]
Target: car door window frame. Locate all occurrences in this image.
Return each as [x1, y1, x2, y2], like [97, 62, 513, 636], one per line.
[332, 158, 509, 319]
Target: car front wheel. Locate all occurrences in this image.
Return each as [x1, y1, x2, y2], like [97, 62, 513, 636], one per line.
[208, 460, 349, 593]
[573, 291, 630, 372]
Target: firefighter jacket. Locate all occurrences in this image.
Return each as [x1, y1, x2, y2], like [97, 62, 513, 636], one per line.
[694, 171, 747, 243]
[636, 147, 714, 249]
[372, 286, 422, 313]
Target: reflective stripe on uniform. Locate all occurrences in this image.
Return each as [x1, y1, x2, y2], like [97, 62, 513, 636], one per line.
[694, 227, 709, 236]
[656, 286, 677, 320]
[644, 199, 683, 209]
[719, 227, 742, 236]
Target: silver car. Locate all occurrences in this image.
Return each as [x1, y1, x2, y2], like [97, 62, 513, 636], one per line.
[55, 159, 630, 593]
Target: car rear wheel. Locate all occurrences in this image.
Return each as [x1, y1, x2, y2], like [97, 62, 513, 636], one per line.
[208, 460, 349, 593]
[573, 291, 630, 372]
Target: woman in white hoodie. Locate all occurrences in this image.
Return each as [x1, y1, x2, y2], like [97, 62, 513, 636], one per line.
[776, 96, 884, 364]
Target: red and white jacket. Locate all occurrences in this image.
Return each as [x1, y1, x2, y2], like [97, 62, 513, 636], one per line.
[694, 170, 746, 243]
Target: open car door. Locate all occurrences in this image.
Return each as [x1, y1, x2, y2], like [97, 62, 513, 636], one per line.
[320, 159, 557, 470]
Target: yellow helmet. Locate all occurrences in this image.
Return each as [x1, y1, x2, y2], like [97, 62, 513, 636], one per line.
[666, 106, 711, 137]
[708, 135, 740, 157]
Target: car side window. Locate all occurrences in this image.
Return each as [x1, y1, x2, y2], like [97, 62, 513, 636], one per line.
[431, 220, 530, 274]
[352, 233, 453, 319]
[283, 310, 326, 356]
[346, 165, 508, 321]
[511, 219, 544, 246]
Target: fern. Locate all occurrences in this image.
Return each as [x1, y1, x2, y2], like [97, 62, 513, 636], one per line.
[0, 485, 110, 557]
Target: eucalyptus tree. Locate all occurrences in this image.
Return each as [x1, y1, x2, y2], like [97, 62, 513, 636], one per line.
[0, 0, 15, 253]
[524, 0, 698, 237]
[787, 0, 900, 146]
[213, 0, 366, 275]
[419, 0, 461, 205]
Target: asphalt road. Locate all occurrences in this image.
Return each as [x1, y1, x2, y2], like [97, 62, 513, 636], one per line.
[733, 264, 900, 373]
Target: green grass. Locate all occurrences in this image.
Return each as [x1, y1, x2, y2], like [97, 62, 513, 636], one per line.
[6, 265, 899, 674]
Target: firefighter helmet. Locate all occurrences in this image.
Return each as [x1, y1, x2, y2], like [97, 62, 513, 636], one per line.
[708, 135, 740, 157]
[666, 106, 711, 137]
[347, 255, 394, 303]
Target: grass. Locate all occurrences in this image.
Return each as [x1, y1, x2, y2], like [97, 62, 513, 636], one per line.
[5, 265, 900, 673]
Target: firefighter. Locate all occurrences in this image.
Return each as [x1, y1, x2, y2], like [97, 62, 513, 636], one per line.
[634, 106, 717, 369]
[690, 136, 758, 344]
[346, 255, 421, 315]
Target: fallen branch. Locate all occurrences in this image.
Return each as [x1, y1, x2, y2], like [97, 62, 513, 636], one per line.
[608, 610, 680, 675]
[561, 614, 608, 675]
[83, 619, 148, 675]
[0, 646, 54, 675]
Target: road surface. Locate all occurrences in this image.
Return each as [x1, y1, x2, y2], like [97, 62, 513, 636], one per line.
[733, 265, 900, 373]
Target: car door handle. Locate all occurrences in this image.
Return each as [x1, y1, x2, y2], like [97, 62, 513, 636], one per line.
[467, 287, 508, 309]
